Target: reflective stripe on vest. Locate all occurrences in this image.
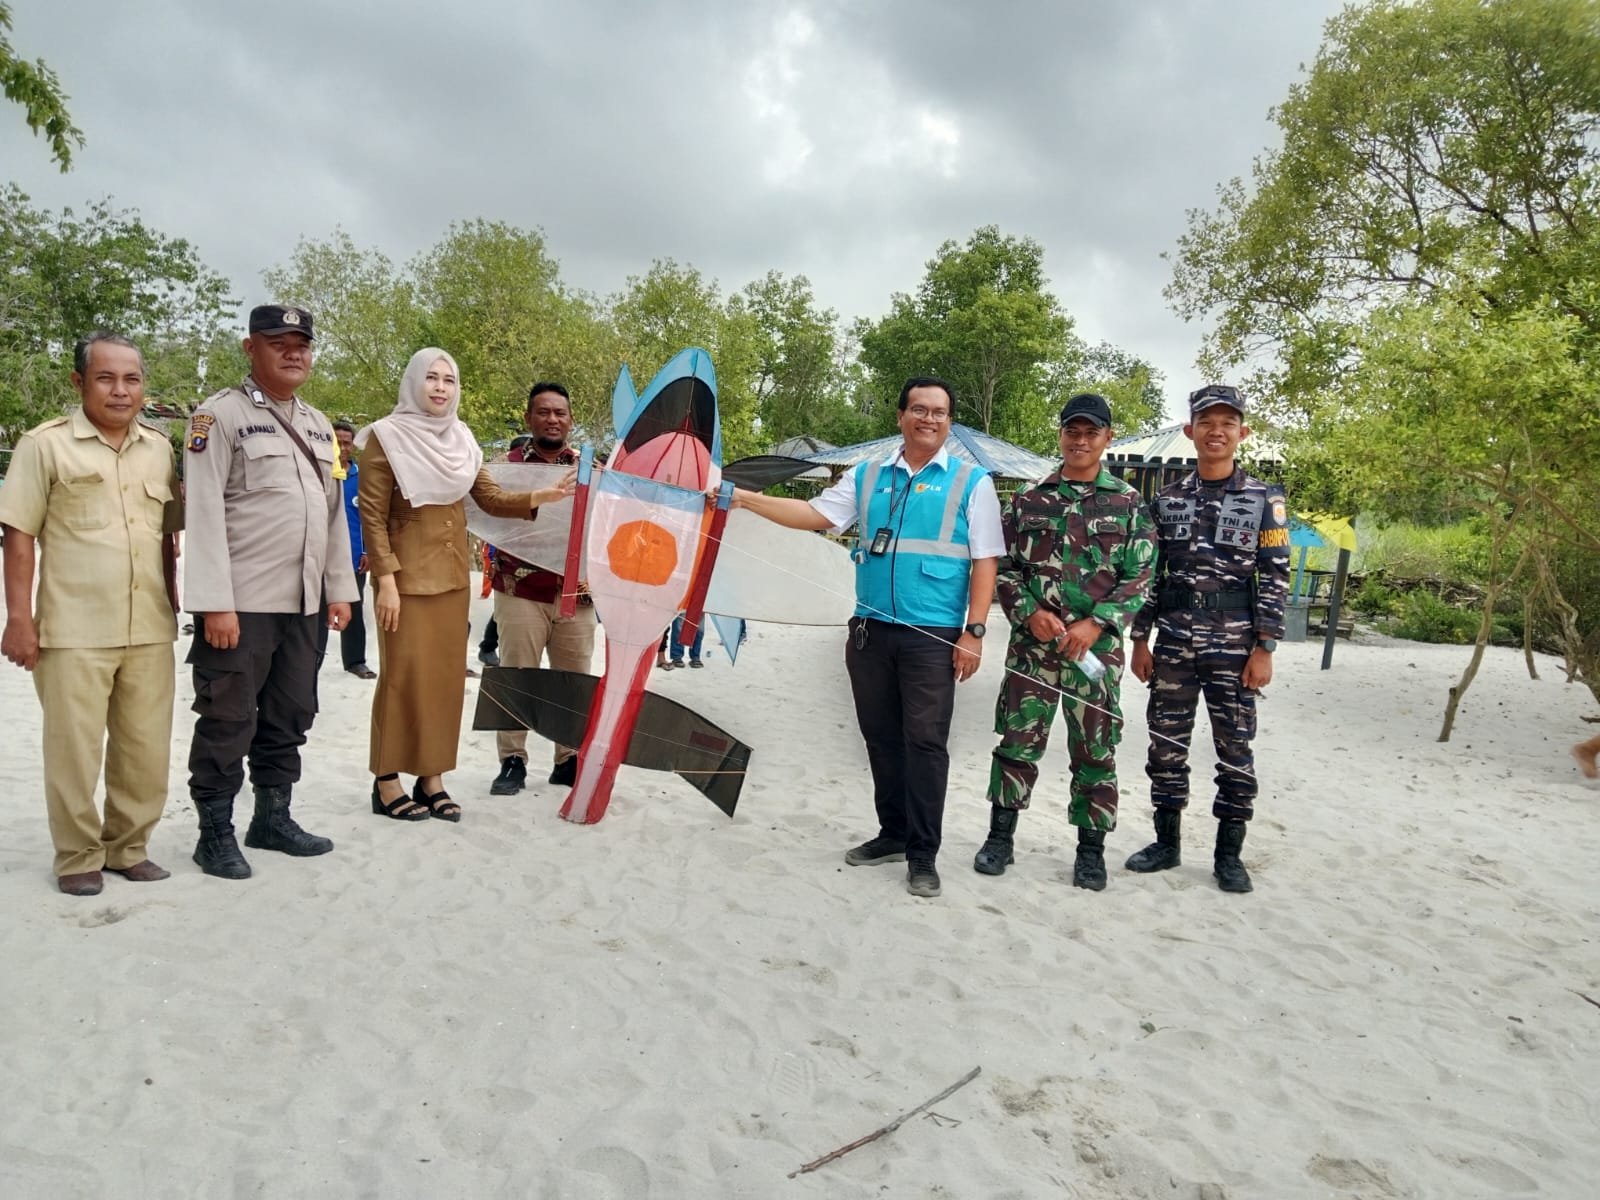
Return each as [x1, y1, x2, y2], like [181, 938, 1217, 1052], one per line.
[855, 458, 975, 558]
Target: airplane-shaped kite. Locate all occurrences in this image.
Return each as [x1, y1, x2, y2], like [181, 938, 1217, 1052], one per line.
[465, 348, 852, 824]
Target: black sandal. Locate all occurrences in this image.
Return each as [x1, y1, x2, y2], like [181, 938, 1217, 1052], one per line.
[413, 779, 461, 823]
[371, 774, 429, 821]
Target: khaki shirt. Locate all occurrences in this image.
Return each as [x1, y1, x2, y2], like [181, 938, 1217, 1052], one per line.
[182, 378, 358, 615]
[0, 408, 181, 648]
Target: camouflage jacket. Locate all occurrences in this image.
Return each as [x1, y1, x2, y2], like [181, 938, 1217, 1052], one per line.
[996, 466, 1157, 652]
[1130, 465, 1291, 642]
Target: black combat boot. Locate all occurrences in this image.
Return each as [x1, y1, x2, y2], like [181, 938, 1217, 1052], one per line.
[1124, 808, 1182, 873]
[1073, 827, 1108, 891]
[1213, 818, 1253, 893]
[244, 786, 334, 857]
[193, 796, 252, 880]
[973, 806, 1020, 875]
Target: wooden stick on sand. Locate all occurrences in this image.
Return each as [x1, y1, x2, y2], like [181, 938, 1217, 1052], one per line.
[788, 1066, 982, 1179]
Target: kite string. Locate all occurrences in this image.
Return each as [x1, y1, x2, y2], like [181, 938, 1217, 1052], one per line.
[479, 464, 1256, 784]
[694, 521, 1260, 784]
[532, 523, 1257, 785]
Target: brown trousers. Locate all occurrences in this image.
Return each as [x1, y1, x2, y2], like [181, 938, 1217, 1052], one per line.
[34, 642, 175, 876]
[491, 591, 599, 765]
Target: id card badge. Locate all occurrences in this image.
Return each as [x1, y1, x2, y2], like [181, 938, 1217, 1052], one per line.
[869, 527, 894, 556]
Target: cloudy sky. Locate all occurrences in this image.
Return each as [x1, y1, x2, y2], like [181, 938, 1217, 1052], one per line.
[2, 0, 1343, 420]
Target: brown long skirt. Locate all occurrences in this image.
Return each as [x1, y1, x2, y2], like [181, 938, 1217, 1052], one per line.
[370, 587, 470, 776]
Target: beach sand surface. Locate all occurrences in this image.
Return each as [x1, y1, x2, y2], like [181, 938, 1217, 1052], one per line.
[2, 593, 1597, 1199]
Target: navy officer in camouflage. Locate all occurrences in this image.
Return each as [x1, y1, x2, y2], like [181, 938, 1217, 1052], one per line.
[976, 393, 1157, 890]
[1126, 383, 1290, 893]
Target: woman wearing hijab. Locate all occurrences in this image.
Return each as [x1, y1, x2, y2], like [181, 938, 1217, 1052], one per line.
[358, 348, 574, 822]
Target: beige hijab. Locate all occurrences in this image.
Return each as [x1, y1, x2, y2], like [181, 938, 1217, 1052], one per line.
[356, 348, 484, 506]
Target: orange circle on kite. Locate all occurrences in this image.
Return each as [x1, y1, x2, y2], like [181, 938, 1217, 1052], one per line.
[607, 519, 679, 585]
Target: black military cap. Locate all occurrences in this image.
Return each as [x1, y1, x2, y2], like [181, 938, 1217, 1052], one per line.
[1188, 383, 1245, 415]
[248, 304, 315, 340]
[1059, 392, 1112, 428]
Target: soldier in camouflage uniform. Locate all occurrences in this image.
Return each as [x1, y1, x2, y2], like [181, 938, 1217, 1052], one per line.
[1126, 384, 1290, 893]
[975, 394, 1157, 891]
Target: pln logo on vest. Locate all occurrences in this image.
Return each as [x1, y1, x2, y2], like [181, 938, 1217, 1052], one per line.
[913, 482, 944, 494]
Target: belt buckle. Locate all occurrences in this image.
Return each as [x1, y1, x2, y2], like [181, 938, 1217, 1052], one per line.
[1190, 593, 1208, 610]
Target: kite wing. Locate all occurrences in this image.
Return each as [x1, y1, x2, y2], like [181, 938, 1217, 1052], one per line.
[474, 668, 752, 817]
[703, 510, 854, 625]
[721, 454, 825, 490]
[465, 462, 584, 573]
[466, 465, 854, 626]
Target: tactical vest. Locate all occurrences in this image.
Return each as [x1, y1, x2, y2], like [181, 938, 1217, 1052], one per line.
[852, 456, 983, 626]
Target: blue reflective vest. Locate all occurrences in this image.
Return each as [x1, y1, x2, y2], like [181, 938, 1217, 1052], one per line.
[852, 455, 984, 627]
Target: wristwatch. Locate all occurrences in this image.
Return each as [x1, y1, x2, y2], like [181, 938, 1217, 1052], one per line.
[1256, 637, 1278, 653]
[964, 622, 986, 639]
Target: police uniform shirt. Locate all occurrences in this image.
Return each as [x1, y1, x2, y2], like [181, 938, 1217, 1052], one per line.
[182, 378, 358, 615]
[0, 408, 181, 648]
[808, 443, 1006, 558]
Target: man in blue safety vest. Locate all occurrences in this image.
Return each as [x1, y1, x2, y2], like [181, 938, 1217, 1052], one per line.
[731, 376, 1002, 899]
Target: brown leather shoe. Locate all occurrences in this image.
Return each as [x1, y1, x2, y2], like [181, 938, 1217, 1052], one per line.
[107, 860, 171, 882]
[58, 870, 104, 896]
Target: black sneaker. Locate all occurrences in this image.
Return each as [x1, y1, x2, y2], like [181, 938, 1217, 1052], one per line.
[548, 757, 578, 787]
[844, 837, 908, 866]
[906, 858, 942, 898]
[491, 755, 527, 795]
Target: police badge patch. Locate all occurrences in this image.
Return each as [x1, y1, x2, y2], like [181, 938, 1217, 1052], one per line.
[188, 411, 214, 452]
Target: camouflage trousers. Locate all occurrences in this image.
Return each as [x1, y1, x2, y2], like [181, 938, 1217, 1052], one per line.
[987, 637, 1124, 831]
[1144, 632, 1257, 820]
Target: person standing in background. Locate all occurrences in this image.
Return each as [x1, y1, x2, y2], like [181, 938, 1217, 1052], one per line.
[333, 420, 375, 679]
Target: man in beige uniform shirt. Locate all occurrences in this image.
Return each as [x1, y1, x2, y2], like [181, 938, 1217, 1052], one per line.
[183, 304, 357, 880]
[0, 333, 182, 895]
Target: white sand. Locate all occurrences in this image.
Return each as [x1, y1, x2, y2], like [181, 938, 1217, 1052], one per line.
[2, 592, 1598, 1199]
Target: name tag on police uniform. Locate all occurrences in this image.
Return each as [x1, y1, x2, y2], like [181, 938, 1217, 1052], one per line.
[1218, 494, 1264, 549]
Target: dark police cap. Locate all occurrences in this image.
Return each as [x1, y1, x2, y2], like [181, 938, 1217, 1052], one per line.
[248, 304, 315, 340]
[1059, 392, 1112, 428]
[1189, 383, 1245, 415]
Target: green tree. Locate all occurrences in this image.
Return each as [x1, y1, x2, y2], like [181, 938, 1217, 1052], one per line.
[411, 219, 615, 442]
[0, 186, 236, 438]
[1168, 0, 1600, 420]
[262, 230, 420, 424]
[1317, 290, 1600, 734]
[1168, 0, 1600, 730]
[1, 2, 82, 171]
[856, 226, 1078, 452]
[1071, 342, 1165, 437]
[730, 270, 865, 447]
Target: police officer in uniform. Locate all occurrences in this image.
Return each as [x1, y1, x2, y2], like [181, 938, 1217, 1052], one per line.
[977, 394, 1157, 890]
[1126, 384, 1290, 892]
[183, 305, 358, 879]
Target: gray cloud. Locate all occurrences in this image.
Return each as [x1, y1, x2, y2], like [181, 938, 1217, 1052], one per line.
[1, 0, 1342, 419]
